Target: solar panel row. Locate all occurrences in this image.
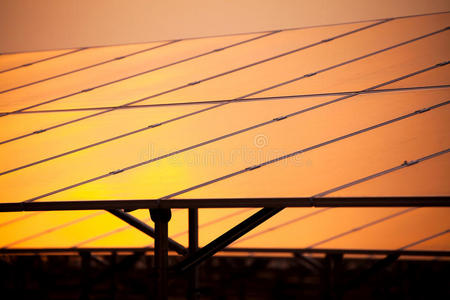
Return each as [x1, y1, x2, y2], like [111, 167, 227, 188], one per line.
[0, 12, 448, 252]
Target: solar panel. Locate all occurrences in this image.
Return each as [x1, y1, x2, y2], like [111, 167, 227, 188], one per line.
[0, 12, 448, 255]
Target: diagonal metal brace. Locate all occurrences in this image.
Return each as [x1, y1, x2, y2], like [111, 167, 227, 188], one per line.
[172, 207, 284, 272]
[107, 209, 187, 255]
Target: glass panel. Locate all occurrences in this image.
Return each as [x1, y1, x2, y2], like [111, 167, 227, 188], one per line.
[315, 208, 450, 250]
[228, 207, 450, 250]
[378, 64, 450, 89]
[177, 89, 449, 198]
[0, 103, 215, 171]
[0, 33, 260, 111]
[0, 49, 76, 72]
[25, 22, 371, 111]
[405, 230, 450, 251]
[228, 207, 405, 249]
[0, 111, 92, 141]
[131, 13, 449, 106]
[0, 211, 40, 227]
[256, 31, 449, 98]
[0, 210, 103, 248]
[0, 96, 336, 202]
[1, 89, 442, 203]
[0, 209, 149, 248]
[328, 153, 450, 197]
[0, 14, 448, 253]
[0, 41, 166, 92]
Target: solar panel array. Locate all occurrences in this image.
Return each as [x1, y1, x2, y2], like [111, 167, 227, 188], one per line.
[0, 12, 448, 253]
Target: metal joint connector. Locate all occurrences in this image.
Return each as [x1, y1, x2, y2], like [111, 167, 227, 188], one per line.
[402, 160, 419, 166]
[436, 61, 449, 67]
[273, 116, 287, 121]
[109, 169, 124, 175]
[148, 123, 162, 128]
[304, 72, 317, 77]
[415, 107, 430, 114]
[188, 81, 201, 86]
[246, 165, 261, 171]
[81, 88, 94, 93]
[33, 129, 47, 134]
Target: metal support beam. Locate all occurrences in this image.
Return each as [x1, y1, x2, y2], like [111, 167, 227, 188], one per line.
[173, 207, 283, 273]
[188, 208, 199, 300]
[107, 209, 187, 255]
[150, 209, 172, 300]
[1, 196, 449, 212]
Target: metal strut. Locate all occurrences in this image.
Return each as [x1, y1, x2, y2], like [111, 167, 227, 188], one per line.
[188, 208, 200, 300]
[173, 207, 283, 273]
[150, 208, 172, 300]
[107, 209, 187, 255]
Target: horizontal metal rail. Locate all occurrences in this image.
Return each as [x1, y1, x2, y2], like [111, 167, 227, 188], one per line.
[0, 247, 448, 257]
[0, 196, 448, 212]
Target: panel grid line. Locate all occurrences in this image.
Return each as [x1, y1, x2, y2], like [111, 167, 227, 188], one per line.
[1, 84, 447, 114]
[0, 48, 87, 74]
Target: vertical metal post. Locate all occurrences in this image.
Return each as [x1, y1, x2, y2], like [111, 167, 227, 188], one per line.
[333, 253, 343, 300]
[110, 251, 117, 300]
[80, 252, 91, 300]
[322, 253, 343, 300]
[150, 208, 172, 300]
[188, 208, 199, 300]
